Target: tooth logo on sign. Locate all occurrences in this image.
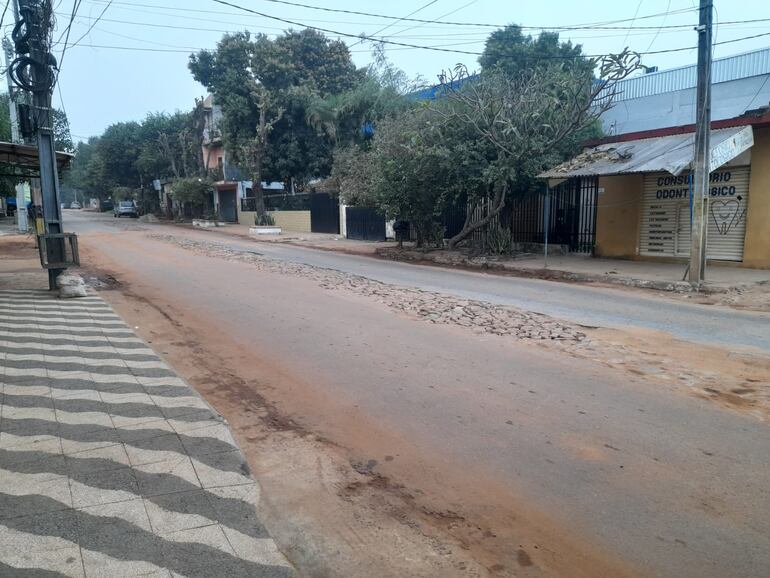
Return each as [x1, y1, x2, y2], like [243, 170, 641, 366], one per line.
[710, 199, 745, 235]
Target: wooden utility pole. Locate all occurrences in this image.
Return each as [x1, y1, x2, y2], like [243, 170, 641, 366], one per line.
[689, 0, 713, 285]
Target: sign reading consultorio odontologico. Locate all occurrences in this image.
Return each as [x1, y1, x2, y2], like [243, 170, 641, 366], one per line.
[655, 170, 740, 199]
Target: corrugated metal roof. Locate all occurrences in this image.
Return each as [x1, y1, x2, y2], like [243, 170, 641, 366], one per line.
[538, 126, 753, 178]
[607, 46, 770, 102]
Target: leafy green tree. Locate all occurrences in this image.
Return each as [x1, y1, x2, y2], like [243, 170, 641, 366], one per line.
[168, 177, 212, 218]
[62, 138, 107, 200]
[434, 52, 639, 248]
[336, 105, 488, 247]
[479, 25, 593, 78]
[52, 108, 74, 153]
[189, 29, 362, 215]
[306, 47, 419, 148]
[64, 108, 205, 210]
[111, 186, 138, 201]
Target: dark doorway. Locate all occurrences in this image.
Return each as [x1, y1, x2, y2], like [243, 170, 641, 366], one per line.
[219, 189, 237, 222]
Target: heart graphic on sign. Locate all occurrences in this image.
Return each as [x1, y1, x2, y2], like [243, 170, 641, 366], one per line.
[710, 199, 743, 235]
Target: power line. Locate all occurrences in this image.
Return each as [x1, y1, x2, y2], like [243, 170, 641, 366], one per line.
[236, 0, 697, 29]
[57, 0, 83, 73]
[207, 0, 487, 55]
[210, 0, 770, 59]
[644, 0, 672, 52]
[81, 0, 701, 31]
[0, 1, 10, 34]
[53, 10, 770, 42]
[742, 74, 770, 110]
[73, 0, 770, 33]
[69, 0, 112, 48]
[349, 0, 439, 48]
[388, 0, 478, 39]
[618, 0, 644, 52]
[58, 29, 770, 59]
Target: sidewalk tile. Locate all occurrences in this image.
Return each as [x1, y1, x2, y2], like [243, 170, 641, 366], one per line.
[134, 456, 202, 496]
[143, 490, 216, 534]
[0, 286, 294, 575]
[69, 468, 139, 509]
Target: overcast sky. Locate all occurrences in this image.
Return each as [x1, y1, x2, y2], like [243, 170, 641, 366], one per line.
[13, 0, 770, 140]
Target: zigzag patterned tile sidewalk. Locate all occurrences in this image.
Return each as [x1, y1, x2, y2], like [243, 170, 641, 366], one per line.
[0, 289, 296, 577]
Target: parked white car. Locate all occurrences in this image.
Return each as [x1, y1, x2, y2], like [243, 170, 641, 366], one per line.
[70, 201, 81, 209]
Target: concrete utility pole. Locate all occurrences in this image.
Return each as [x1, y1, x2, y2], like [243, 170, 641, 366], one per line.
[689, 0, 713, 285]
[15, 0, 65, 288]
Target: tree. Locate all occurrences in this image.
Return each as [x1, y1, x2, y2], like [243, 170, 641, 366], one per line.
[335, 105, 486, 247]
[111, 186, 137, 201]
[479, 25, 593, 78]
[433, 51, 639, 249]
[307, 46, 419, 148]
[238, 84, 283, 221]
[168, 177, 212, 219]
[52, 108, 74, 153]
[64, 108, 206, 210]
[189, 29, 363, 212]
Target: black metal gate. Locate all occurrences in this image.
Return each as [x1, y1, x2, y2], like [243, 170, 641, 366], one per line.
[310, 193, 340, 234]
[345, 206, 386, 241]
[511, 177, 598, 253]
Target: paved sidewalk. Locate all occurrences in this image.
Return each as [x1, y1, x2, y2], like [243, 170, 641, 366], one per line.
[0, 288, 295, 577]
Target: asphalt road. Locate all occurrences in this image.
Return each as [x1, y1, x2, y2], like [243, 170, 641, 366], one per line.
[66, 211, 770, 577]
[72, 211, 770, 350]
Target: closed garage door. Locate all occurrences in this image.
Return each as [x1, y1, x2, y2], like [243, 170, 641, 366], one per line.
[640, 166, 750, 261]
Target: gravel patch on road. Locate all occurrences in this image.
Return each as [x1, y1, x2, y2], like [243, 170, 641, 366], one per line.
[147, 234, 587, 342]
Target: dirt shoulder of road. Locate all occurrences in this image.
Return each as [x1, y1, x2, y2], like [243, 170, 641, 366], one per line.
[178, 223, 770, 313]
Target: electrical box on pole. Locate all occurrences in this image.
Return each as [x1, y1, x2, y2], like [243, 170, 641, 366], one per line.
[688, 0, 713, 285]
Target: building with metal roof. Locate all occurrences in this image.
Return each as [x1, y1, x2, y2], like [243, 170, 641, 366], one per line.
[600, 46, 770, 135]
[512, 47, 770, 270]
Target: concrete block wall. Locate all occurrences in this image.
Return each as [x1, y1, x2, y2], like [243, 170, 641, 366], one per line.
[269, 210, 311, 232]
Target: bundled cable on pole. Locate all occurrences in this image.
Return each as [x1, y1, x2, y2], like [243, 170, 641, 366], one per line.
[9, 1, 55, 93]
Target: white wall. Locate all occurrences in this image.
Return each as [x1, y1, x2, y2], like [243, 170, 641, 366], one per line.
[602, 74, 770, 135]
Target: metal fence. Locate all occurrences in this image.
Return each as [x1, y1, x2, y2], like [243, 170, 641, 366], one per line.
[345, 206, 386, 241]
[510, 177, 599, 253]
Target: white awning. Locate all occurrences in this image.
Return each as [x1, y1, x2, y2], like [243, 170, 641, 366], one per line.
[539, 125, 754, 179]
